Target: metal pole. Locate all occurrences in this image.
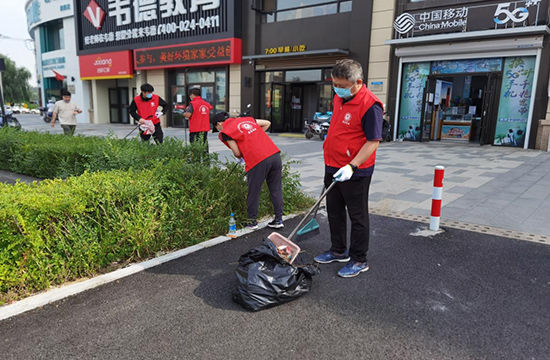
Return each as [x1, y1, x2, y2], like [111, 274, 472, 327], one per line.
[0, 71, 6, 125]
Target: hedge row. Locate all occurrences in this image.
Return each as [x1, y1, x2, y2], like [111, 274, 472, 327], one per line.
[0, 129, 313, 304]
[0, 128, 201, 179]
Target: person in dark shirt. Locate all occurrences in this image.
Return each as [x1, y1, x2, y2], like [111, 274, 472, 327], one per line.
[128, 83, 168, 144]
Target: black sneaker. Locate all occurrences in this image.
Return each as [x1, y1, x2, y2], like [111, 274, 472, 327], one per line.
[267, 219, 284, 229]
[245, 220, 259, 230]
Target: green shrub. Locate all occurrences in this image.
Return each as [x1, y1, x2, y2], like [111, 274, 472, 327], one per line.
[0, 159, 312, 305]
[0, 128, 207, 179]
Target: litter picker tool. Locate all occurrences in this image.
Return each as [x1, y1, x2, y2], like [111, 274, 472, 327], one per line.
[267, 181, 336, 264]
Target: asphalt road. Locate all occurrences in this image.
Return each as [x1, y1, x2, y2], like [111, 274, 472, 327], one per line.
[1, 215, 549, 360]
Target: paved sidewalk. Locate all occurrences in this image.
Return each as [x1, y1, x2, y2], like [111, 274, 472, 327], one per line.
[1, 215, 549, 359]
[16, 114, 550, 236]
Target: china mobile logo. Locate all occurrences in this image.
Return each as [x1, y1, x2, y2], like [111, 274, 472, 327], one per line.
[83, 0, 106, 30]
[394, 13, 416, 34]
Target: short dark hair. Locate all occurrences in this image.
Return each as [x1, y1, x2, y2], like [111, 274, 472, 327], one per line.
[190, 88, 201, 97]
[140, 83, 154, 92]
[61, 89, 71, 97]
[214, 111, 230, 124]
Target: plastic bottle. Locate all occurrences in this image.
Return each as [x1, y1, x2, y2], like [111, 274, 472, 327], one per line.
[228, 212, 237, 238]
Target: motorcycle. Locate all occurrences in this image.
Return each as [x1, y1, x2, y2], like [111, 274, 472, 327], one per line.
[305, 111, 331, 140]
[0, 108, 22, 130]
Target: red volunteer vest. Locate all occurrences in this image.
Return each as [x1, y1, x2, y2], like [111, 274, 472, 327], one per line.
[189, 97, 213, 133]
[323, 85, 383, 169]
[219, 117, 280, 172]
[134, 94, 161, 124]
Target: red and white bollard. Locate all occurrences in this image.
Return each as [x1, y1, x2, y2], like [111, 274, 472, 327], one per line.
[430, 166, 445, 231]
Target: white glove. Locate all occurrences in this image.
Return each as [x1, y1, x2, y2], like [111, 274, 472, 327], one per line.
[155, 111, 163, 118]
[333, 164, 354, 182]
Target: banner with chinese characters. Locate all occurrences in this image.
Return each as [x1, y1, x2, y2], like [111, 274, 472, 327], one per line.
[75, 0, 240, 55]
[494, 56, 536, 147]
[134, 38, 241, 70]
[398, 62, 430, 141]
[393, 0, 548, 39]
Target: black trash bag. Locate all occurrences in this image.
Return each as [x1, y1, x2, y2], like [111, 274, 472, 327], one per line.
[232, 238, 318, 311]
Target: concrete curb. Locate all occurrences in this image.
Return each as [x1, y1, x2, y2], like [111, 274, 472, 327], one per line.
[0, 215, 299, 321]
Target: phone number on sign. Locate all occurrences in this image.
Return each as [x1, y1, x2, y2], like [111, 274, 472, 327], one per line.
[159, 15, 221, 34]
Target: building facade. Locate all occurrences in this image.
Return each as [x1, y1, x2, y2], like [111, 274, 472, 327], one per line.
[387, 0, 550, 150]
[26, 0, 91, 121]
[241, 0, 374, 132]
[73, 0, 242, 127]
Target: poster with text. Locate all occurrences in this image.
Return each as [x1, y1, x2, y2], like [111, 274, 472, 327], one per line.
[494, 56, 536, 147]
[398, 62, 430, 141]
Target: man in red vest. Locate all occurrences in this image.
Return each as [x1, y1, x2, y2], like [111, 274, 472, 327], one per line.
[314, 59, 384, 278]
[184, 88, 213, 152]
[214, 111, 284, 230]
[128, 83, 168, 144]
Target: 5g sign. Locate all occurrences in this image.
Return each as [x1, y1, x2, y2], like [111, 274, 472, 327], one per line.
[493, 2, 529, 24]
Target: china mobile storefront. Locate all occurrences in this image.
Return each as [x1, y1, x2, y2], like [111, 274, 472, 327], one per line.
[389, 0, 550, 149]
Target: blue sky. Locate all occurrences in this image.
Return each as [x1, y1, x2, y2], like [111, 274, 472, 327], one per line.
[0, 0, 37, 86]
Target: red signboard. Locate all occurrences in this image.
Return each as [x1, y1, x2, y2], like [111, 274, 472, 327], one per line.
[79, 50, 133, 80]
[134, 38, 241, 70]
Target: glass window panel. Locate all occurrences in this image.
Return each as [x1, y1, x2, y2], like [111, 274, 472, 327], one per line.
[266, 13, 275, 23]
[186, 70, 215, 83]
[285, 69, 322, 82]
[260, 84, 272, 121]
[264, 72, 273, 83]
[319, 84, 333, 113]
[110, 108, 120, 123]
[277, 0, 334, 10]
[273, 71, 284, 82]
[176, 73, 185, 86]
[339, 1, 352, 12]
[215, 70, 227, 112]
[276, 4, 337, 21]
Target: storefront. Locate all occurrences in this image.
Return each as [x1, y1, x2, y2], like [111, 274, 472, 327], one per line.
[388, 0, 550, 149]
[241, 0, 374, 132]
[74, 0, 242, 127]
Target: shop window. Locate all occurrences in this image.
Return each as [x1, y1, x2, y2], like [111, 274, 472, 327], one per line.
[264, 0, 351, 23]
[264, 71, 284, 83]
[39, 20, 64, 53]
[187, 70, 215, 83]
[215, 70, 227, 112]
[285, 69, 322, 82]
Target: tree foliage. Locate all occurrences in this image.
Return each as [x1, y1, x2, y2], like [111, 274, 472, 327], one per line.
[0, 54, 32, 104]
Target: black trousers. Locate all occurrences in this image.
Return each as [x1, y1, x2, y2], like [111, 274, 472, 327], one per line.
[247, 153, 283, 221]
[189, 131, 209, 153]
[140, 123, 164, 144]
[324, 173, 372, 263]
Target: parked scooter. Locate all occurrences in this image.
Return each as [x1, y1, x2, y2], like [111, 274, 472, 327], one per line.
[305, 111, 331, 140]
[0, 108, 21, 130]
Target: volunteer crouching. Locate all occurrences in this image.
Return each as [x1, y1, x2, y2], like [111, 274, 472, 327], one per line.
[128, 83, 168, 144]
[314, 59, 384, 278]
[215, 112, 284, 230]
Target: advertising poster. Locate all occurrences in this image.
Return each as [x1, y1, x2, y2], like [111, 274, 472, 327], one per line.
[431, 58, 503, 74]
[398, 62, 430, 141]
[494, 56, 536, 147]
[441, 125, 471, 140]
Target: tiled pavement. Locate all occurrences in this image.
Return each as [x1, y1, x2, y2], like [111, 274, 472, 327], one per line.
[17, 115, 550, 237]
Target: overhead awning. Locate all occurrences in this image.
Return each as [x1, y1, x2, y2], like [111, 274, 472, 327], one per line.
[243, 48, 349, 61]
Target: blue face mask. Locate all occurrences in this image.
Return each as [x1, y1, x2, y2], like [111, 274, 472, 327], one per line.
[334, 86, 353, 99]
[145, 93, 153, 99]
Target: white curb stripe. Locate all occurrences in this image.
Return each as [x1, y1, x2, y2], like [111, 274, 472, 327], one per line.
[0, 214, 300, 321]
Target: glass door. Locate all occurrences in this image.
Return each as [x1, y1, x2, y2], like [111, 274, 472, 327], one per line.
[419, 76, 437, 141]
[271, 83, 285, 132]
[480, 73, 501, 146]
[109, 87, 130, 124]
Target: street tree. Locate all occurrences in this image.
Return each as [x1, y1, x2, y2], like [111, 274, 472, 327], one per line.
[0, 54, 32, 104]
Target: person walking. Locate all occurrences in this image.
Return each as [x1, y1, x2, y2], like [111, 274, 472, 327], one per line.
[128, 83, 168, 144]
[184, 88, 213, 152]
[215, 112, 284, 229]
[314, 59, 384, 278]
[50, 90, 82, 135]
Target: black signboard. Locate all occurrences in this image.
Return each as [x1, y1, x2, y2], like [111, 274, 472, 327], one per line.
[74, 0, 241, 55]
[393, 0, 549, 39]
